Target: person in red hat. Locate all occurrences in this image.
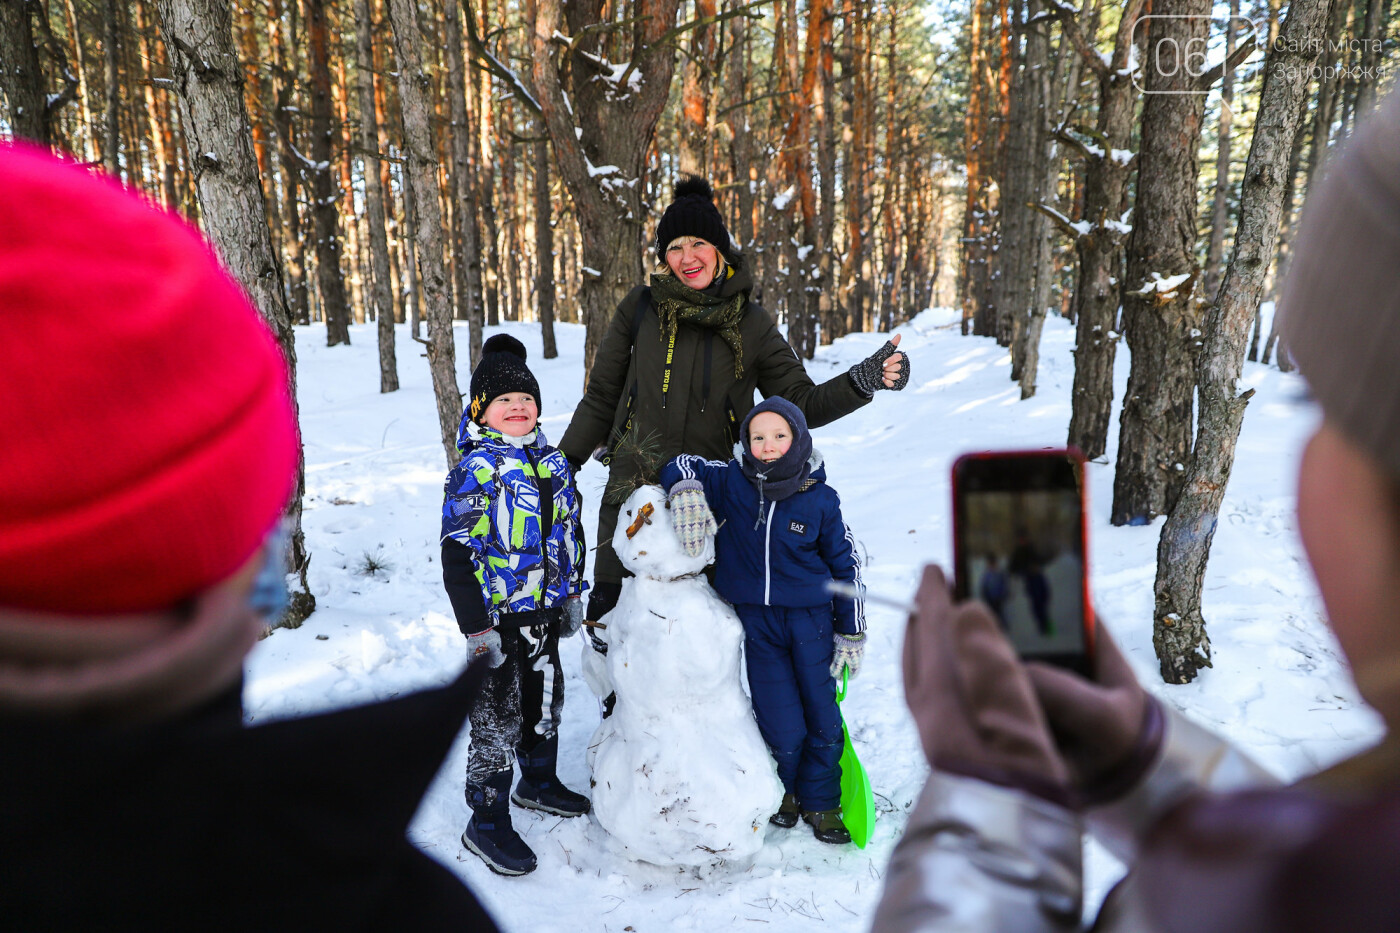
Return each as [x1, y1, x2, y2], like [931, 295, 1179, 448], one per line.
[0, 144, 499, 932]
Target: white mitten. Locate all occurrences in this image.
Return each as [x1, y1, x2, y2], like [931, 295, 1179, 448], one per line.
[668, 480, 717, 558]
[830, 632, 866, 680]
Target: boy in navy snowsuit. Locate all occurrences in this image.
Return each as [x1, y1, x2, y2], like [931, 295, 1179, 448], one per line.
[659, 396, 865, 843]
[441, 334, 590, 876]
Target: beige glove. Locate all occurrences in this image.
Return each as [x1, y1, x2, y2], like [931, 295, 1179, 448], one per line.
[1026, 628, 1163, 805]
[904, 565, 1070, 804]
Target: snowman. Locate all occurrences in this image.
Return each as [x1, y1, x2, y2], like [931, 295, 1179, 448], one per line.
[581, 484, 782, 866]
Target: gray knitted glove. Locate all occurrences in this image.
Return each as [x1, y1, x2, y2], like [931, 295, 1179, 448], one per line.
[848, 340, 910, 396]
[560, 598, 585, 638]
[668, 480, 717, 558]
[464, 628, 504, 668]
[830, 631, 867, 679]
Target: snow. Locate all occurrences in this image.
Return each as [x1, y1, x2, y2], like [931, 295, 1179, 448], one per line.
[248, 312, 1382, 930]
[772, 185, 797, 211]
[585, 160, 620, 179]
[1132, 271, 1192, 296]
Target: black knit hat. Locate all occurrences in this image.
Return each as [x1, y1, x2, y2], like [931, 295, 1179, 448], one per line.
[654, 177, 736, 264]
[468, 334, 541, 425]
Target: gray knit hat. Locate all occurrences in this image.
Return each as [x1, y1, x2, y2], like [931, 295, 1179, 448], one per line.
[1281, 89, 1400, 479]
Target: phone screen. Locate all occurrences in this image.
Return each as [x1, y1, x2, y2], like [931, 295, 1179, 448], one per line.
[953, 452, 1090, 673]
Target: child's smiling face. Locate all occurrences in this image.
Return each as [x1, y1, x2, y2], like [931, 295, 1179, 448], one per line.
[748, 411, 793, 464]
[481, 392, 539, 436]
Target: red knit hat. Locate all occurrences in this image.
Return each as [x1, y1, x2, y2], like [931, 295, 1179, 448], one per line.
[0, 144, 299, 614]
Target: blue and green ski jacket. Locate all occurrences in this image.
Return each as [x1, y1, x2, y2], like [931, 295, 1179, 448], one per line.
[441, 420, 586, 624]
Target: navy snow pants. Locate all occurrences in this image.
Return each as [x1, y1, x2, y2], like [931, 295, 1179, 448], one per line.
[735, 604, 844, 813]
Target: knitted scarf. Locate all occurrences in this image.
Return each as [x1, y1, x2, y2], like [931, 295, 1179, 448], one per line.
[650, 271, 747, 378]
[739, 441, 813, 528]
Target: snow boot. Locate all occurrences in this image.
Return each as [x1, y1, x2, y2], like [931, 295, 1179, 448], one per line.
[513, 736, 591, 817]
[769, 792, 800, 828]
[803, 808, 852, 845]
[463, 771, 537, 875]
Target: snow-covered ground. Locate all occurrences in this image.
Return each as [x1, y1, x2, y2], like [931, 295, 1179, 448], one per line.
[246, 308, 1384, 931]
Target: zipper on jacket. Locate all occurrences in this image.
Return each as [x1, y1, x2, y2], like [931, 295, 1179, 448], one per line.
[763, 500, 776, 604]
[700, 331, 713, 413]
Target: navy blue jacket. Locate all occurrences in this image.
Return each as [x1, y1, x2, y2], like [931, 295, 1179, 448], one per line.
[660, 451, 865, 635]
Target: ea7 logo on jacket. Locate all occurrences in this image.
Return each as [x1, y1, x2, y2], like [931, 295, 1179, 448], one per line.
[788, 521, 807, 534]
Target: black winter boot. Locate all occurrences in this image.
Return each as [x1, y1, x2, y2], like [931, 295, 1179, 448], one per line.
[802, 808, 852, 845]
[512, 736, 591, 817]
[769, 792, 801, 828]
[463, 771, 537, 875]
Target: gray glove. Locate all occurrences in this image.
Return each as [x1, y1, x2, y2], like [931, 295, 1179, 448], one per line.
[830, 632, 866, 679]
[668, 480, 717, 558]
[560, 598, 585, 638]
[848, 339, 910, 396]
[1026, 628, 1162, 805]
[464, 627, 504, 668]
[905, 565, 1070, 803]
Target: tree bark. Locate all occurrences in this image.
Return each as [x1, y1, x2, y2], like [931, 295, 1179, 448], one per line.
[155, 0, 315, 625]
[1153, 0, 1333, 684]
[103, 0, 121, 176]
[678, 0, 718, 177]
[442, 0, 483, 368]
[0, 0, 50, 144]
[354, 0, 399, 392]
[1111, 0, 1210, 526]
[1060, 0, 1145, 459]
[386, 0, 463, 463]
[1202, 0, 1239, 304]
[535, 129, 558, 359]
[306, 0, 353, 346]
[524, 0, 683, 385]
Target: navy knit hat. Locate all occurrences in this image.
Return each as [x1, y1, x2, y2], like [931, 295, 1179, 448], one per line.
[654, 177, 736, 264]
[468, 334, 541, 425]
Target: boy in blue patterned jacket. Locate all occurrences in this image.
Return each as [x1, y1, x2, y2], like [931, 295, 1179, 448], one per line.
[659, 396, 866, 844]
[441, 334, 588, 876]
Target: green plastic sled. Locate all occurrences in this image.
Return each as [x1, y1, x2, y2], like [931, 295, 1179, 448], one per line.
[836, 668, 876, 848]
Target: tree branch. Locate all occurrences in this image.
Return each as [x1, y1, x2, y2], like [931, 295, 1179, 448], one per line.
[462, 0, 542, 114]
[1196, 35, 1257, 91]
[1030, 200, 1083, 240]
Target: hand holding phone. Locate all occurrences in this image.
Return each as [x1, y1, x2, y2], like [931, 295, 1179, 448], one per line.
[951, 449, 1095, 676]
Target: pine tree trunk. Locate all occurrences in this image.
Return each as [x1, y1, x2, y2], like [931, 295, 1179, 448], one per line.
[678, 0, 718, 177]
[1153, 0, 1333, 684]
[1201, 0, 1239, 304]
[1064, 0, 1144, 460]
[1111, 0, 1210, 526]
[442, 0, 483, 368]
[0, 0, 50, 144]
[386, 0, 463, 463]
[306, 0, 352, 346]
[536, 130, 558, 359]
[525, 0, 682, 385]
[103, 0, 121, 176]
[155, 0, 315, 625]
[354, 0, 399, 392]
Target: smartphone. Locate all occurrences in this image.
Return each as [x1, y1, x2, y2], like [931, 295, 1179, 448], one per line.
[951, 449, 1094, 676]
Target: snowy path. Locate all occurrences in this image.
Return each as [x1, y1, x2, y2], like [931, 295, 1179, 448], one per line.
[246, 309, 1382, 931]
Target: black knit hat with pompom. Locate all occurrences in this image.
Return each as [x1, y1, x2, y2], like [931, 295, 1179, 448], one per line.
[654, 176, 736, 264]
[468, 334, 541, 425]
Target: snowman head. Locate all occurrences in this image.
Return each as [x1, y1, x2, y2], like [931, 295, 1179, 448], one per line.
[613, 485, 713, 580]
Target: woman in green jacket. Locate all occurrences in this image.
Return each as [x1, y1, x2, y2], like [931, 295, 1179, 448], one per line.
[558, 177, 910, 625]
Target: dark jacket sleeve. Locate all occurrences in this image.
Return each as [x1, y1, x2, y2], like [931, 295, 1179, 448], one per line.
[817, 492, 863, 635]
[559, 287, 647, 465]
[750, 309, 870, 429]
[442, 539, 489, 635]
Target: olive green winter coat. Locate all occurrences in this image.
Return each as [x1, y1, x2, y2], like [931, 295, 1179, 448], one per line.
[559, 261, 870, 584]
